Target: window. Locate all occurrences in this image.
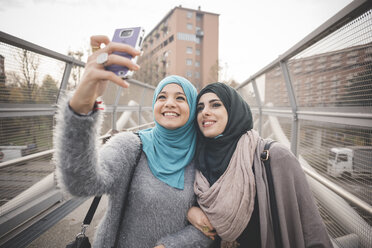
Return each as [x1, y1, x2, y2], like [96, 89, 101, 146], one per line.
[187, 23, 193, 30]
[186, 71, 193, 77]
[187, 12, 193, 18]
[186, 47, 193, 54]
[196, 49, 200, 56]
[186, 59, 192, 66]
[195, 61, 200, 67]
[177, 32, 197, 42]
[337, 154, 348, 162]
[195, 72, 200, 78]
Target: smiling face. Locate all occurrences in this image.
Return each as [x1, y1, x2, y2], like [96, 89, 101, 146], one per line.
[154, 83, 190, 130]
[197, 92, 228, 138]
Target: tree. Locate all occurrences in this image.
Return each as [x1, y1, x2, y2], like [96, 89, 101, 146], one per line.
[17, 49, 40, 103]
[208, 60, 221, 84]
[38, 74, 59, 103]
[68, 50, 84, 89]
[5, 71, 25, 103]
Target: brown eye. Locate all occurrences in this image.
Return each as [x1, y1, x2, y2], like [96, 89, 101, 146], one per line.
[196, 105, 204, 113]
[157, 95, 166, 100]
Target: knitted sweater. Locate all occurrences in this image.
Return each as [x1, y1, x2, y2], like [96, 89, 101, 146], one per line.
[54, 101, 213, 248]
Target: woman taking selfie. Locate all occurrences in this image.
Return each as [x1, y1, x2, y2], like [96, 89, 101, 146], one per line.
[188, 82, 333, 248]
[54, 35, 213, 248]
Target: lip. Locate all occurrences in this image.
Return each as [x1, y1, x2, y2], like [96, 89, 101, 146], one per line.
[202, 120, 216, 127]
[162, 111, 179, 118]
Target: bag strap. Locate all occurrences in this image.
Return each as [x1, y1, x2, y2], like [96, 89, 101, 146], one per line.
[78, 133, 142, 243]
[83, 196, 102, 225]
[260, 140, 283, 248]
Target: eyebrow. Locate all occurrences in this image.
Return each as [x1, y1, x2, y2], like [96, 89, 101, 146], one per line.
[159, 91, 186, 96]
[197, 99, 221, 105]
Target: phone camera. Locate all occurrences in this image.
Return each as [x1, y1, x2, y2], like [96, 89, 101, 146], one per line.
[120, 30, 133, 37]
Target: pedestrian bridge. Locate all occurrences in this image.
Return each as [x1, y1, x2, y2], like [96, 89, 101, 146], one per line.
[0, 0, 371, 247]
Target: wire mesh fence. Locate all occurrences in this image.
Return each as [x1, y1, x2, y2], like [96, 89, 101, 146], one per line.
[238, 3, 372, 247]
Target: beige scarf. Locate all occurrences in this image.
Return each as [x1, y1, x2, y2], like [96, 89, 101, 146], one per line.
[194, 130, 260, 246]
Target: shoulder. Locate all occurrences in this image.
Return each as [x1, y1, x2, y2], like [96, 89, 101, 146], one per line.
[263, 141, 308, 187]
[267, 141, 301, 171]
[103, 131, 141, 153]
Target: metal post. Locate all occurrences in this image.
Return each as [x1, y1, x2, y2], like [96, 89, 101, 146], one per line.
[280, 61, 298, 156]
[138, 88, 147, 126]
[252, 79, 263, 136]
[112, 86, 123, 131]
[56, 62, 73, 104]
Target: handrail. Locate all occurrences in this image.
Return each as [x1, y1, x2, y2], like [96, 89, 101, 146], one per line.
[125, 121, 155, 131]
[0, 122, 155, 169]
[0, 31, 84, 66]
[302, 166, 372, 215]
[127, 78, 156, 90]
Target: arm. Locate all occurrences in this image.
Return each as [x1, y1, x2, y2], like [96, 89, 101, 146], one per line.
[272, 144, 333, 248]
[187, 206, 216, 240]
[155, 225, 215, 248]
[153, 207, 216, 248]
[54, 35, 141, 196]
[292, 159, 333, 248]
[54, 104, 141, 196]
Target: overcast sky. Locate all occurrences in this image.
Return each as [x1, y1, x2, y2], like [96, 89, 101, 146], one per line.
[0, 0, 353, 83]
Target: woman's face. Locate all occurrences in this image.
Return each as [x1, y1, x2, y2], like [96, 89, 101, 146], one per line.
[197, 92, 228, 138]
[154, 83, 190, 130]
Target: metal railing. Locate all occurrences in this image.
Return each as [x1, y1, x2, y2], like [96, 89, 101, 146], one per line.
[0, 30, 155, 244]
[236, 0, 372, 247]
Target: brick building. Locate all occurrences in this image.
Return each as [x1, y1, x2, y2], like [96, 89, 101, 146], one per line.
[136, 6, 219, 90]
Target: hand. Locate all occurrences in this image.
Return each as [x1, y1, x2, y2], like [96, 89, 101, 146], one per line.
[69, 35, 141, 114]
[187, 206, 216, 240]
[154, 245, 165, 248]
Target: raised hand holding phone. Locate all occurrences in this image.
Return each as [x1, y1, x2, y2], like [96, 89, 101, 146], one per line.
[69, 31, 143, 115]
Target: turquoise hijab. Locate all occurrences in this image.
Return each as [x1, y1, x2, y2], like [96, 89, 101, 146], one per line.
[138, 75, 197, 189]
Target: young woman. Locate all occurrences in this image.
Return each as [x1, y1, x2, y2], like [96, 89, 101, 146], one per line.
[54, 35, 213, 248]
[188, 82, 333, 248]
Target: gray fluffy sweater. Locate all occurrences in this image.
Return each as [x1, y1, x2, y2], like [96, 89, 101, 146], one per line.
[54, 100, 213, 248]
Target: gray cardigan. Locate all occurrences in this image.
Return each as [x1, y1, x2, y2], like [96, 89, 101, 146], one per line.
[254, 139, 333, 248]
[54, 101, 213, 248]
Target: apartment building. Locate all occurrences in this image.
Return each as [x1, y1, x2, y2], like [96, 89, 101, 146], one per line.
[135, 6, 219, 90]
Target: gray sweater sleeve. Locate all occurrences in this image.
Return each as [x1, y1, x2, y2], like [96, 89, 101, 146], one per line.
[156, 225, 215, 248]
[54, 99, 140, 197]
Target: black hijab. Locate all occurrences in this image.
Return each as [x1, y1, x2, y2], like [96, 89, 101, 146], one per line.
[195, 82, 253, 185]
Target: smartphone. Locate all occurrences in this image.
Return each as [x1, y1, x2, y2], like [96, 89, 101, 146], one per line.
[106, 27, 145, 78]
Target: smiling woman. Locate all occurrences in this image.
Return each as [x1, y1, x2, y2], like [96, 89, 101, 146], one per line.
[188, 82, 333, 247]
[196, 92, 228, 138]
[154, 83, 190, 130]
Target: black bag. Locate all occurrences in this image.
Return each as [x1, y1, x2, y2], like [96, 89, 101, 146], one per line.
[65, 236, 91, 248]
[65, 196, 101, 248]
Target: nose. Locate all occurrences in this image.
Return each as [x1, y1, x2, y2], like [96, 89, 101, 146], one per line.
[201, 106, 211, 116]
[164, 97, 176, 107]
